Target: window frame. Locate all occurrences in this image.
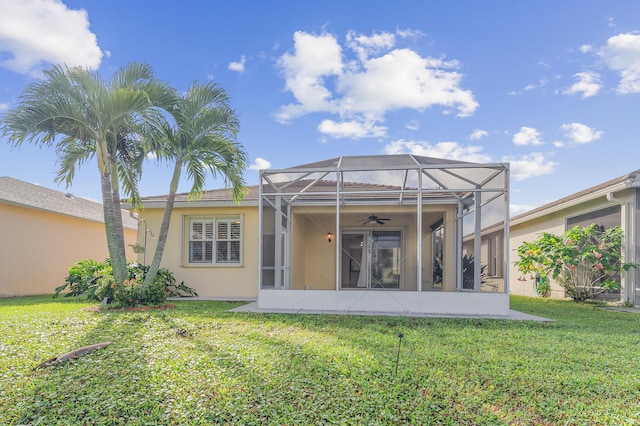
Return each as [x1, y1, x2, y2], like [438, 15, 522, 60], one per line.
[185, 215, 243, 267]
[487, 236, 500, 278]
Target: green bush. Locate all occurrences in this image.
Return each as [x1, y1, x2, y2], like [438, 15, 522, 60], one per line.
[54, 259, 112, 299]
[56, 259, 197, 307]
[516, 224, 637, 301]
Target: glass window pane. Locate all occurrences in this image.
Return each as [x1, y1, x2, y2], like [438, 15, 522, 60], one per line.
[205, 223, 214, 239]
[204, 241, 213, 262]
[217, 221, 229, 239]
[230, 222, 241, 239]
[192, 222, 203, 240]
[217, 241, 228, 262]
[567, 205, 621, 230]
[190, 242, 203, 262]
[230, 241, 240, 262]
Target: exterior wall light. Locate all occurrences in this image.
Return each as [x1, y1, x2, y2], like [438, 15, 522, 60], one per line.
[326, 232, 333, 243]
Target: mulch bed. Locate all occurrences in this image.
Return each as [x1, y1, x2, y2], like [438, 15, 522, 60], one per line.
[82, 304, 175, 312]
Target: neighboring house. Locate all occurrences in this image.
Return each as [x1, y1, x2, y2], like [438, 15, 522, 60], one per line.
[509, 169, 640, 304]
[0, 177, 138, 297]
[137, 155, 511, 316]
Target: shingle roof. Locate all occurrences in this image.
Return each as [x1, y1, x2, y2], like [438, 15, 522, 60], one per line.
[0, 176, 137, 229]
[140, 185, 261, 204]
[139, 179, 462, 206]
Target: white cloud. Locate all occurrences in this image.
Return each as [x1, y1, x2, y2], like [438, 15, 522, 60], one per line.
[228, 55, 246, 73]
[405, 120, 420, 131]
[342, 49, 477, 115]
[561, 122, 603, 144]
[509, 78, 549, 95]
[501, 153, 557, 181]
[469, 129, 488, 140]
[0, 102, 8, 111]
[524, 78, 548, 91]
[0, 0, 103, 74]
[510, 203, 540, 216]
[346, 30, 395, 62]
[276, 30, 478, 139]
[579, 44, 593, 53]
[564, 71, 601, 98]
[513, 127, 544, 146]
[383, 138, 557, 183]
[318, 119, 387, 139]
[396, 28, 425, 40]
[598, 32, 640, 94]
[275, 31, 343, 122]
[249, 157, 272, 171]
[384, 139, 492, 163]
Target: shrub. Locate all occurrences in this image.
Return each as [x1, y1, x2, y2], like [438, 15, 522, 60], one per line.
[56, 259, 197, 307]
[515, 224, 637, 301]
[54, 259, 112, 299]
[432, 254, 487, 289]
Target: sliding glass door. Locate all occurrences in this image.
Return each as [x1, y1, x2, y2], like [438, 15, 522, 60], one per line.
[341, 230, 401, 289]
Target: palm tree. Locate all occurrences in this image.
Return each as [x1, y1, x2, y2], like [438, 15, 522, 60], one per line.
[142, 81, 248, 286]
[1, 63, 172, 285]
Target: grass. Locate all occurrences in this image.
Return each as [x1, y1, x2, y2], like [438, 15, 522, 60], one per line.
[1, 295, 640, 425]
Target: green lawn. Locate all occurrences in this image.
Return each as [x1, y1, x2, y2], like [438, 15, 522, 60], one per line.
[1, 295, 639, 425]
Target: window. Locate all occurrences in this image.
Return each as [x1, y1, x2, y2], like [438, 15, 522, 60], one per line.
[431, 220, 444, 287]
[188, 217, 242, 265]
[488, 236, 499, 277]
[566, 205, 621, 230]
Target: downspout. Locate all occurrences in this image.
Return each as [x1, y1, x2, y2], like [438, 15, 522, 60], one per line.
[417, 168, 423, 292]
[335, 168, 342, 291]
[606, 191, 632, 304]
[258, 172, 264, 293]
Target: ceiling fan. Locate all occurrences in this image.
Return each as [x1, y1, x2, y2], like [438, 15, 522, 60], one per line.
[362, 214, 391, 225]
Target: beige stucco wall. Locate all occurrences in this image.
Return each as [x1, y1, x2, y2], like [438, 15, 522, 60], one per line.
[0, 203, 137, 297]
[137, 206, 259, 299]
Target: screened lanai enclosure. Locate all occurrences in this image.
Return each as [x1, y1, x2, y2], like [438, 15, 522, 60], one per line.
[259, 155, 510, 316]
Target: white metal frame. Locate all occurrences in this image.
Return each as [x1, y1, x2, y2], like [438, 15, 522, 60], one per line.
[258, 154, 510, 297]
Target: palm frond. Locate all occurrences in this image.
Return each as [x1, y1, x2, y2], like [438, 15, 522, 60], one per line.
[54, 138, 95, 187]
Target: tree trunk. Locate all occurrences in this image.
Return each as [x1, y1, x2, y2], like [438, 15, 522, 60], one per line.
[100, 172, 126, 283]
[96, 136, 127, 285]
[143, 162, 182, 287]
[110, 161, 129, 284]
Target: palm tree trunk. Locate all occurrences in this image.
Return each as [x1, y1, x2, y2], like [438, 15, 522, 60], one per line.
[96, 137, 127, 285]
[99, 172, 126, 284]
[143, 162, 182, 287]
[110, 163, 129, 284]
[96, 136, 128, 284]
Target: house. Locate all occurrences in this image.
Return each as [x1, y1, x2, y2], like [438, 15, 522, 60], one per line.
[0, 177, 138, 297]
[137, 155, 511, 316]
[509, 169, 640, 304]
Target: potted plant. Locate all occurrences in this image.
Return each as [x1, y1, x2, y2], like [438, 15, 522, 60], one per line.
[128, 242, 146, 253]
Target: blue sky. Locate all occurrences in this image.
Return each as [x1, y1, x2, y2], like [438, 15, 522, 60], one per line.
[1, 0, 640, 215]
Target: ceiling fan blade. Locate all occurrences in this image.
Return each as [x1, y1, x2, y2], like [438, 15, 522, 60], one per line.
[376, 220, 385, 225]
